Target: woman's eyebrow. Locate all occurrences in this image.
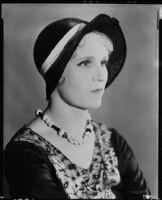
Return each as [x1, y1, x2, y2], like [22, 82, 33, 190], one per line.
[102, 56, 109, 60]
[75, 55, 109, 61]
[75, 56, 94, 61]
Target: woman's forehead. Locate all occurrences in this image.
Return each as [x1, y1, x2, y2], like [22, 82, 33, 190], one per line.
[71, 32, 113, 59]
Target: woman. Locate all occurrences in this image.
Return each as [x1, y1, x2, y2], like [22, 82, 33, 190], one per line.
[4, 14, 151, 199]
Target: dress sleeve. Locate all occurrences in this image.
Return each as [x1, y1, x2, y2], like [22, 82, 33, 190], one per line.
[110, 128, 151, 200]
[4, 141, 67, 199]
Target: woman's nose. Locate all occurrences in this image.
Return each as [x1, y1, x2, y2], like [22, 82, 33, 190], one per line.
[92, 64, 108, 82]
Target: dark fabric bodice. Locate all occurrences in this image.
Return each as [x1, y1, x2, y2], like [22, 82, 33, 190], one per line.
[4, 121, 151, 199]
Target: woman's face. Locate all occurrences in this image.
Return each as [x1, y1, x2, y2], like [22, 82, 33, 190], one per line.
[57, 32, 113, 109]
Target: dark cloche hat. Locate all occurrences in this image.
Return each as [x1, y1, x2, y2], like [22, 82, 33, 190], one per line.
[33, 14, 127, 100]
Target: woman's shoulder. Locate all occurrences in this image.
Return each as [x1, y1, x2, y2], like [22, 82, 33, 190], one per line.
[92, 120, 125, 141]
[92, 120, 136, 167]
[6, 126, 38, 144]
[4, 126, 49, 158]
[4, 126, 54, 173]
[92, 120, 132, 154]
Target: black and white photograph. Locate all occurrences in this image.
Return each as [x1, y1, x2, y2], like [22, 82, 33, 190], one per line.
[2, 3, 159, 199]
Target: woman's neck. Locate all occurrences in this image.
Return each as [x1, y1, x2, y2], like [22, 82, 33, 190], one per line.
[44, 89, 90, 137]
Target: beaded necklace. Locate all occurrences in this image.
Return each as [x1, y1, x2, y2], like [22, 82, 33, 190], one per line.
[35, 109, 93, 145]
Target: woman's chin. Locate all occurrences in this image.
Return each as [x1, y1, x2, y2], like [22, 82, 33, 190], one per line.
[63, 97, 103, 110]
[74, 103, 102, 110]
[89, 103, 102, 109]
[83, 100, 102, 110]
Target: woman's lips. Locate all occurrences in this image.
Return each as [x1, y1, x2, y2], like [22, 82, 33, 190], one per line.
[90, 88, 103, 93]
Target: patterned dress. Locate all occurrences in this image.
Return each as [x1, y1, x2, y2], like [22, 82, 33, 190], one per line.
[4, 121, 151, 199]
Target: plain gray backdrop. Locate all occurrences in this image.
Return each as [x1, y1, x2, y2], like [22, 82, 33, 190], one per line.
[2, 4, 159, 198]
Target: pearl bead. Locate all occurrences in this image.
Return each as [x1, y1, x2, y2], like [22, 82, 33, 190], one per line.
[59, 129, 65, 136]
[43, 114, 48, 121]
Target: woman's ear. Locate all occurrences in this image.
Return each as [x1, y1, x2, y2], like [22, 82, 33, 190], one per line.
[58, 75, 65, 85]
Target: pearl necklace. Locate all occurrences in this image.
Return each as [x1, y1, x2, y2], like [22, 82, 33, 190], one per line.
[35, 109, 93, 145]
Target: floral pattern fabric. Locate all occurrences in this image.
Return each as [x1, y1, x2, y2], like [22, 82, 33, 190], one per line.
[13, 121, 121, 199]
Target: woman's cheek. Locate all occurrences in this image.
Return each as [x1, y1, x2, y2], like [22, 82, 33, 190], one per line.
[103, 68, 108, 83]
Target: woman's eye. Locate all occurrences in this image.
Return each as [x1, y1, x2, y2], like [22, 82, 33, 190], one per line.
[77, 59, 108, 67]
[77, 60, 91, 67]
[101, 60, 108, 66]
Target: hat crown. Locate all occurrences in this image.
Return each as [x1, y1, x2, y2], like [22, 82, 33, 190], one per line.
[33, 18, 87, 71]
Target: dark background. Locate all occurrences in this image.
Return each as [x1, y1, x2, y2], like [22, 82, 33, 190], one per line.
[2, 4, 159, 198]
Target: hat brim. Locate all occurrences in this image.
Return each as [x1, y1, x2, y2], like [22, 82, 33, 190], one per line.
[45, 14, 127, 100]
